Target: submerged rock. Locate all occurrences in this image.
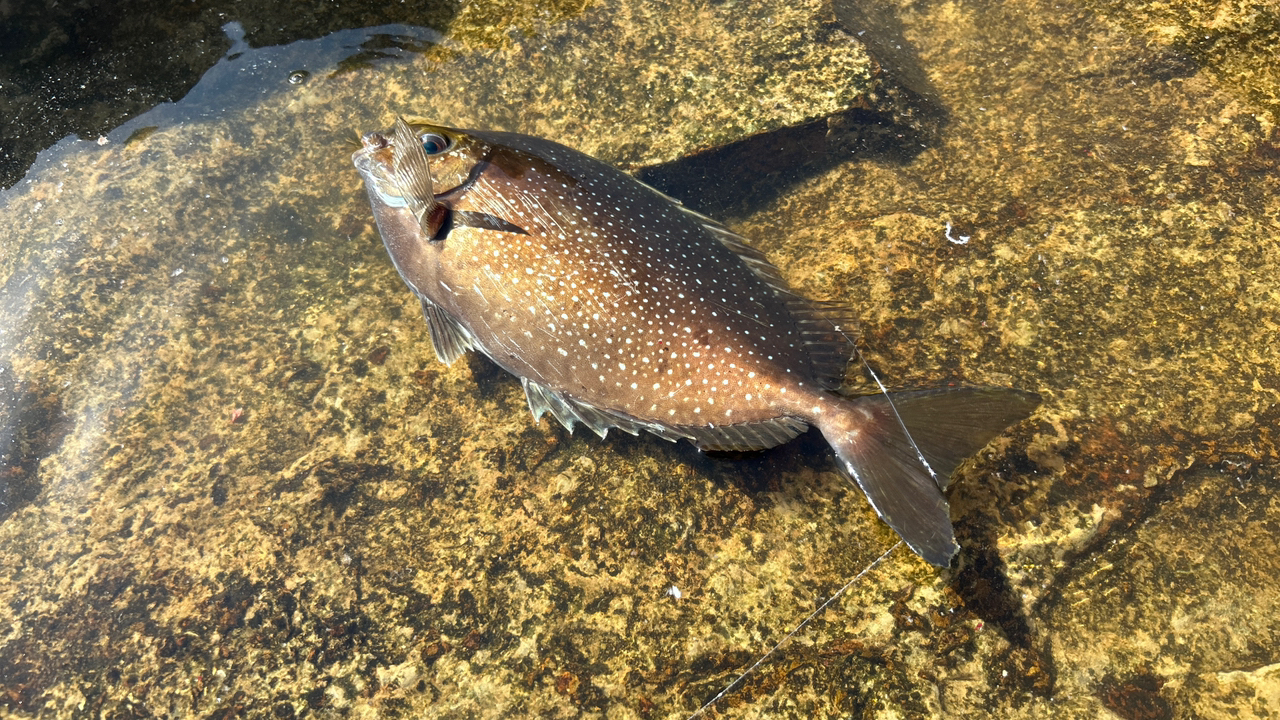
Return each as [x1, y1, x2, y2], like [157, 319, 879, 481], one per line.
[0, 0, 1277, 717]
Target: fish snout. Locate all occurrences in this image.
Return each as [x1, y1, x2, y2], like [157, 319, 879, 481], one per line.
[361, 131, 391, 151]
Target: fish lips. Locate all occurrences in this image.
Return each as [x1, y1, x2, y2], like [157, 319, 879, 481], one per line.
[352, 136, 411, 210]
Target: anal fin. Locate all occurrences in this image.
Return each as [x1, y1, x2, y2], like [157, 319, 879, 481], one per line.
[683, 418, 809, 452]
[522, 379, 615, 438]
[521, 378, 676, 441]
[520, 376, 813, 453]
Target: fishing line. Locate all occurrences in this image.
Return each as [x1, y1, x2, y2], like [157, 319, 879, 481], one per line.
[686, 541, 903, 720]
[685, 332, 940, 717]
[858, 351, 941, 486]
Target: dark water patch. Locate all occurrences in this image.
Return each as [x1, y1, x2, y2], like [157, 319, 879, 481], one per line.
[285, 458, 397, 519]
[1097, 671, 1173, 720]
[0, 370, 72, 522]
[1131, 46, 1200, 83]
[0, 560, 184, 712]
[1, 5, 453, 190]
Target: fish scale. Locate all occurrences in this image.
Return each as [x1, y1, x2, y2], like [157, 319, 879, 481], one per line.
[353, 117, 1039, 566]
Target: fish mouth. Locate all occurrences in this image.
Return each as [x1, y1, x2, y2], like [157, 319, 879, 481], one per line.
[352, 130, 410, 209]
[351, 131, 391, 175]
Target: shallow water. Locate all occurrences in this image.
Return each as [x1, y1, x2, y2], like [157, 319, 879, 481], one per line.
[1, 0, 1278, 717]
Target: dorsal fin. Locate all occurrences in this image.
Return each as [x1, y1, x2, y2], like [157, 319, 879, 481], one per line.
[788, 298, 859, 390]
[696, 216, 858, 389]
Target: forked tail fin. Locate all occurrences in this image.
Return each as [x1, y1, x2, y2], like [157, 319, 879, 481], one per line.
[816, 387, 1041, 566]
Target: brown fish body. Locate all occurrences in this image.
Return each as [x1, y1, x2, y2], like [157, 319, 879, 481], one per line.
[353, 119, 1039, 566]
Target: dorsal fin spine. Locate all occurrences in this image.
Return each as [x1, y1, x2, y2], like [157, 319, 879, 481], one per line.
[694, 213, 859, 389]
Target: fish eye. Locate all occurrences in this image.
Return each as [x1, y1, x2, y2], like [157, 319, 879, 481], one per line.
[420, 132, 449, 155]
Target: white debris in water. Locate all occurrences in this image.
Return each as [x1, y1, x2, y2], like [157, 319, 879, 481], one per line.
[945, 220, 970, 245]
[96, 136, 109, 146]
[171, 267, 184, 277]
[667, 585, 682, 600]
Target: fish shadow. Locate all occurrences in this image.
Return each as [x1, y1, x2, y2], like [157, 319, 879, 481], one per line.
[635, 1, 946, 220]
[603, 421, 836, 497]
[695, 427, 835, 494]
[634, 106, 936, 221]
[949, 521, 1058, 695]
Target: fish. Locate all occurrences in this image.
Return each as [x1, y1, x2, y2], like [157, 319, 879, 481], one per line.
[352, 117, 1039, 567]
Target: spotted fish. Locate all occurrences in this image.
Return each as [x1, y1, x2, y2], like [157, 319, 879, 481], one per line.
[352, 118, 1039, 566]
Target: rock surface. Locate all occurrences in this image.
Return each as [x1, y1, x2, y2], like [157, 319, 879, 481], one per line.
[1, 0, 1277, 717]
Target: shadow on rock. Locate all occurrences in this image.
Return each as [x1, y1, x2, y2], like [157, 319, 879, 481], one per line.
[637, 0, 946, 220]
